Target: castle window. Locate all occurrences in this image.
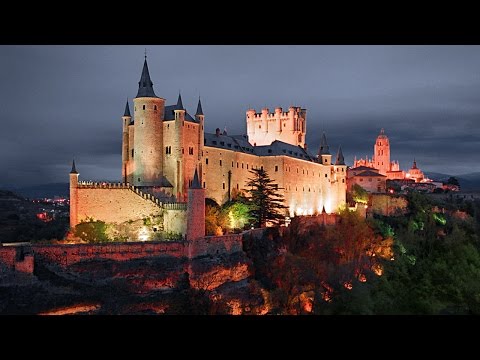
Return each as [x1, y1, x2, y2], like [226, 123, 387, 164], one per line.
[236, 184, 239, 190]
[324, 159, 327, 163]
[220, 141, 225, 146]
[294, 152, 298, 156]
[223, 183, 225, 190]
[189, 147, 194, 155]
[289, 151, 293, 154]
[188, 124, 190, 128]
[212, 141, 217, 145]
[283, 149, 286, 153]
[167, 124, 170, 128]
[166, 147, 169, 154]
[308, 188, 310, 192]
[131, 149, 134, 157]
[247, 164, 249, 169]
[182, 148, 184, 154]
[232, 161, 234, 167]
[138, 178, 141, 181]
[237, 162, 239, 168]
[228, 143, 232, 148]
[307, 170, 309, 175]
[325, 174, 327, 178]
[206, 158, 208, 165]
[360, 178, 363, 182]
[154, 105, 157, 111]
[261, 166, 263, 170]
[303, 169, 304, 174]
[259, 125, 261, 129]
[284, 123, 286, 127]
[268, 149, 272, 154]
[220, 160, 222, 166]
[342, 179, 345, 183]
[297, 168, 299, 173]
[242, 163, 244, 169]
[203, 182, 206, 188]
[342, 168, 344, 172]
[143, 105, 145, 110]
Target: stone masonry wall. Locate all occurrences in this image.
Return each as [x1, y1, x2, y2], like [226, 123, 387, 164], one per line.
[76, 187, 163, 225]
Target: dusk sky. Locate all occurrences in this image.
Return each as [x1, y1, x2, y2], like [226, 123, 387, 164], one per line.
[1, 45, 480, 188]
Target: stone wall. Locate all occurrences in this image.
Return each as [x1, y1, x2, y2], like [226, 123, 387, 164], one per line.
[75, 186, 163, 225]
[163, 208, 187, 235]
[33, 242, 186, 267]
[0, 246, 34, 274]
[188, 233, 244, 259]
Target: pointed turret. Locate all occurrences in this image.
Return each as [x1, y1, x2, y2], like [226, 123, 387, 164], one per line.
[318, 132, 330, 155]
[412, 158, 417, 169]
[70, 159, 78, 174]
[191, 168, 201, 189]
[136, 57, 157, 98]
[195, 97, 204, 116]
[123, 100, 131, 117]
[176, 92, 184, 109]
[335, 146, 345, 165]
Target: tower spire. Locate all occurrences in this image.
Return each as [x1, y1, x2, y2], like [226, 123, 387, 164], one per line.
[70, 159, 78, 174]
[191, 168, 201, 189]
[195, 96, 204, 116]
[177, 91, 184, 109]
[318, 132, 330, 155]
[136, 56, 157, 98]
[335, 146, 345, 165]
[123, 99, 131, 117]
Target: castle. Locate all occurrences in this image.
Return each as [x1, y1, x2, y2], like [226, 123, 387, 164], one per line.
[69, 56, 347, 239]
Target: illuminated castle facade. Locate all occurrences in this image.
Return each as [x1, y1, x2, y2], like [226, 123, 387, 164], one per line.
[70, 57, 347, 237]
[124, 57, 346, 215]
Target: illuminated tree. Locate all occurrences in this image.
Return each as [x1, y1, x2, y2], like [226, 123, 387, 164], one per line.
[350, 184, 369, 204]
[244, 168, 287, 228]
[74, 220, 110, 243]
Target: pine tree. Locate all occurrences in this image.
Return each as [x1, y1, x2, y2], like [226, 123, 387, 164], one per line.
[244, 168, 287, 228]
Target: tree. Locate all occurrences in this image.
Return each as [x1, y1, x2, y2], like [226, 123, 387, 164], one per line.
[244, 168, 287, 228]
[447, 176, 460, 187]
[74, 220, 110, 243]
[350, 184, 369, 204]
[205, 198, 227, 236]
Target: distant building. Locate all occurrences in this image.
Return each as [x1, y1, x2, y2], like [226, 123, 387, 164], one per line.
[347, 166, 387, 193]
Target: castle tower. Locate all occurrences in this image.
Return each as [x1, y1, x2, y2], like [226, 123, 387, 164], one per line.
[121, 100, 131, 184]
[133, 56, 165, 186]
[186, 168, 205, 241]
[318, 132, 332, 165]
[69, 159, 79, 229]
[174, 92, 186, 198]
[195, 97, 205, 184]
[373, 128, 391, 175]
[246, 105, 306, 147]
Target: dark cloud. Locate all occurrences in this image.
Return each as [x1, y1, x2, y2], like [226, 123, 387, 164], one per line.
[1, 45, 479, 187]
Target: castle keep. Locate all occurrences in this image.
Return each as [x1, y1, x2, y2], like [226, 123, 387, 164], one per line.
[70, 57, 347, 238]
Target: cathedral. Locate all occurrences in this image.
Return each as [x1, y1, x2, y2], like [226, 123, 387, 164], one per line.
[121, 56, 346, 217]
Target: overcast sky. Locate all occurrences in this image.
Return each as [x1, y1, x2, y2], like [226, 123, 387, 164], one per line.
[1, 45, 480, 187]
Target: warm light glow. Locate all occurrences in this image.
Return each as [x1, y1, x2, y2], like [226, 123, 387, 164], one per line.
[138, 227, 149, 242]
[308, 208, 313, 216]
[405, 173, 411, 178]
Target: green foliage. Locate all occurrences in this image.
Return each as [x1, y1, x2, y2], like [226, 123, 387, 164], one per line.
[351, 184, 369, 204]
[244, 168, 287, 228]
[143, 217, 152, 226]
[222, 199, 254, 231]
[74, 220, 110, 243]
